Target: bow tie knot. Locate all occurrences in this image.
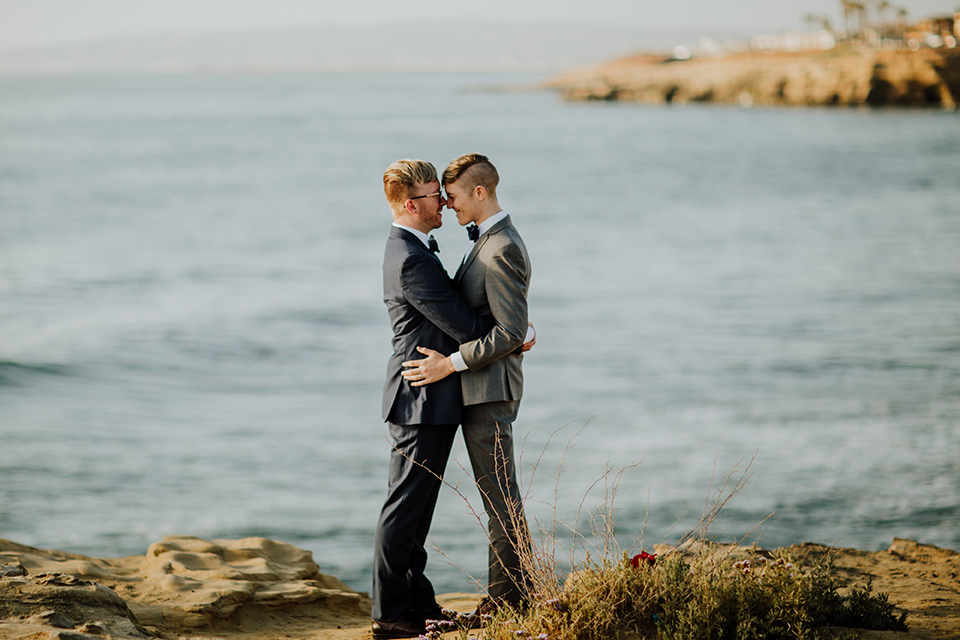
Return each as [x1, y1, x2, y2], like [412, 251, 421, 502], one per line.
[466, 224, 479, 242]
[428, 236, 440, 253]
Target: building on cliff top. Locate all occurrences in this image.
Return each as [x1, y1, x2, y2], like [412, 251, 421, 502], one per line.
[904, 13, 958, 50]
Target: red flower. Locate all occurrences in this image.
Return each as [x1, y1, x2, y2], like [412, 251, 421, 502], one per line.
[631, 552, 657, 568]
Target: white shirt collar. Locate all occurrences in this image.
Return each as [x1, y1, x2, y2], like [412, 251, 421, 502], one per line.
[393, 223, 433, 249]
[476, 210, 508, 237]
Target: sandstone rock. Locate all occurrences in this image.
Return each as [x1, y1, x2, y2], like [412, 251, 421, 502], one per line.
[0, 561, 26, 578]
[548, 48, 960, 108]
[0, 572, 151, 638]
[131, 534, 359, 627]
[36, 609, 78, 628]
[146, 535, 320, 582]
[0, 536, 371, 639]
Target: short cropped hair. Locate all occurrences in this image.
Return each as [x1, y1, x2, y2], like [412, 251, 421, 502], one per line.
[442, 153, 499, 195]
[383, 159, 438, 214]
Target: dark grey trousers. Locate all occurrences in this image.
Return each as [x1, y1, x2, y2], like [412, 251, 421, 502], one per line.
[462, 400, 531, 603]
[372, 422, 456, 623]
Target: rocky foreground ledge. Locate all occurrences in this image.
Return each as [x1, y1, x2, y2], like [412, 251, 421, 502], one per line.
[547, 48, 960, 108]
[1, 536, 958, 639]
[0, 535, 374, 640]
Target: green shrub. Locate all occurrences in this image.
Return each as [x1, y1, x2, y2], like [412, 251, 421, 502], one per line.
[467, 548, 907, 640]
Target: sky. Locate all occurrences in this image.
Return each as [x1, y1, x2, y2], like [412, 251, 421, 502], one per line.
[1, 0, 958, 50]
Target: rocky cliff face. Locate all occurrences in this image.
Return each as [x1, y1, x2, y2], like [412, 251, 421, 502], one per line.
[548, 48, 960, 108]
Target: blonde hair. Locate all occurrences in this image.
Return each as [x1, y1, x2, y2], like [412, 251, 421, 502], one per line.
[383, 159, 438, 214]
[442, 153, 499, 195]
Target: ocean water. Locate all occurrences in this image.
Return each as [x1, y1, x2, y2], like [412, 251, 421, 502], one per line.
[1, 73, 958, 594]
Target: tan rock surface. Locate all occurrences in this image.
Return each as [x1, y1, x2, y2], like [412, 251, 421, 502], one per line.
[548, 48, 960, 108]
[0, 572, 151, 639]
[0, 535, 375, 640]
[786, 539, 960, 640]
[2, 536, 958, 639]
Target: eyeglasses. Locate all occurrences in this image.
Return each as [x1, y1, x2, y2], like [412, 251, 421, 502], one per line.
[409, 191, 442, 200]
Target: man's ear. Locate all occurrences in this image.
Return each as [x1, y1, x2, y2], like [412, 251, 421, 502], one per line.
[403, 198, 417, 214]
[474, 185, 487, 201]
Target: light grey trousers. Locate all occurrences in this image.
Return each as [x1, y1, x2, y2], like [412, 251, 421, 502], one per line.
[461, 399, 531, 603]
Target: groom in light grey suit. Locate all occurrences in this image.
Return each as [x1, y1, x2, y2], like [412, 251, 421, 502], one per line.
[402, 153, 532, 612]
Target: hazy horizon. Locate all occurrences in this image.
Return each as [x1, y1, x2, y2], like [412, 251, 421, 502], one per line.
[0, 22, 709, 75]
[2, 0, 958, 51]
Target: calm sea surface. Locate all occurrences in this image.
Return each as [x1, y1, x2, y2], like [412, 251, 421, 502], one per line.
[1, 74, 958, 593]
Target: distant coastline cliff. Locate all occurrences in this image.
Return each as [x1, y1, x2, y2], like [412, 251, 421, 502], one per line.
[547, 48, 960, 108]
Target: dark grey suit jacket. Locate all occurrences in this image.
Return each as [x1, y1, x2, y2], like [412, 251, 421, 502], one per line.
[453, 216, 531, 406]
[382, 226, 492, 425]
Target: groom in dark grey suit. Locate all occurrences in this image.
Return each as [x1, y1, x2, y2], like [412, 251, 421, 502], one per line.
[402, 153, 533, 614]
[372, 159, 493, 639]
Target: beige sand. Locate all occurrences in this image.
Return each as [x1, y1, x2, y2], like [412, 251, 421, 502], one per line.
[1, 535, 957, 639]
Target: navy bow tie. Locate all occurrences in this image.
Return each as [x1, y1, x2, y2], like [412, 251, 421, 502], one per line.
[466, 224, 479, 242]
[428, 236, 439, 253]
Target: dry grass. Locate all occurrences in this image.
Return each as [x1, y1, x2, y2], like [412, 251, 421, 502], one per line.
[420, 432, 907, 640]
[463, 549, 907, 640]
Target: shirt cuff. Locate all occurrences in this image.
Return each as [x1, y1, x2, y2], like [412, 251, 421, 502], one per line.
[450, 351, 468, 372]
[525, 324, 535, 344]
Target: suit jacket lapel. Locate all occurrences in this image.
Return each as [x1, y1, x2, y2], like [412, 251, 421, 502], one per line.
[454, 216, 511, 285]
[392, 226, 440, 264]
[455, 235, 485, 285]
[391, 226, 414, 244]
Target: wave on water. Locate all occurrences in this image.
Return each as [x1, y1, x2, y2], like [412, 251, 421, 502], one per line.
[0, 361, 74, 387]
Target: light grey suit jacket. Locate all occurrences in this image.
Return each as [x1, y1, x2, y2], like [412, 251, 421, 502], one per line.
[453, 216, 531, 407]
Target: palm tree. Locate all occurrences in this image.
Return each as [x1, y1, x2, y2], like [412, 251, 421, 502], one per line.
[878, 0, 891, 27]
[807, 13, 834, 34]
[840, 0, 864, 38]
[862, 0, 885, 45]
[840, 0, 853, 37]
[853, 1, 866, 37]
[896, 6, 909, 39]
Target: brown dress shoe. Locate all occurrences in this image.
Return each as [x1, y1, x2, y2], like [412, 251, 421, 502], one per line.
[371, 616, 427, 639]
[463, 596, 505, 629]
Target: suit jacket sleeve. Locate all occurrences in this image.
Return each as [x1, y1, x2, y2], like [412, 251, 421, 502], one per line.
[459, 241, 529, 370]
[400, 252, 492, 343]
